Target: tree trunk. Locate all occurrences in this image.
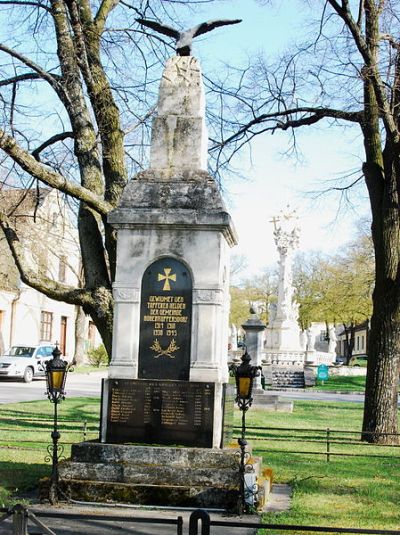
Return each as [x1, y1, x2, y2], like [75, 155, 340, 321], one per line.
[363, 157, 400, 444]
[363, 291, 400, 444]
[73, 305, 87, 365]
[360, 3, 400, 444]
[84, 286, 113, 358]
[348, 322, 355, 361]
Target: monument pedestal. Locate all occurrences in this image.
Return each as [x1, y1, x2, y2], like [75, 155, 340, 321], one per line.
[57, 443, 247, 511]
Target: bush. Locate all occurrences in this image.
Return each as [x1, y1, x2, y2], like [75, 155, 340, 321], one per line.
[86, 344, 109, 367]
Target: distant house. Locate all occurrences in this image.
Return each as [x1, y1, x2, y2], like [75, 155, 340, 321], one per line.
[336, 321, 369, 363]
[0, 188, 100, 360]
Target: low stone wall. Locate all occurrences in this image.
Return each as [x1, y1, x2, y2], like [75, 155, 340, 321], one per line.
[329, 366, 367, 376]
[305, 365, 366, 377]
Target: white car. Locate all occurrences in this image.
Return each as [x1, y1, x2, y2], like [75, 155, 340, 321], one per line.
[0, 345, 56, 383]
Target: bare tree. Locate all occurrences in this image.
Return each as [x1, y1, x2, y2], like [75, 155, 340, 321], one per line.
[212, 0, 400, 443]
[0, 0, 216, 356]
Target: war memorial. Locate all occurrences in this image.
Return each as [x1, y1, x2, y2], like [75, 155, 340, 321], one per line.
[57, 21, 268, 511]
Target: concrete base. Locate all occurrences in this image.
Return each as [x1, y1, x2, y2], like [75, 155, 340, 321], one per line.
[252, 392, 293, 412]
[52, 442, 267, 512]
[263, 483, 292, 513]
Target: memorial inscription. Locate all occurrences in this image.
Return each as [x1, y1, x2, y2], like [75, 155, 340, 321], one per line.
[105, 379, 214, 447]
[138, 258, 192, 380]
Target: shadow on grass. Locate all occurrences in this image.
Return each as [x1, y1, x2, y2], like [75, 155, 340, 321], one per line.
[0, 460, 49, 494]
[0, 397, 100, 424]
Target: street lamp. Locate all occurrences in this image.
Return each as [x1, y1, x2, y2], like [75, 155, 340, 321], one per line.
[232, 349, 261, 513]
[45, 344, 69, 505]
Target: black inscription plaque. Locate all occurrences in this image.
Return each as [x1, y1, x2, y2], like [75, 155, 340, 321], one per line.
[105, 379, 214, 447]
[138, 258, 192, 380]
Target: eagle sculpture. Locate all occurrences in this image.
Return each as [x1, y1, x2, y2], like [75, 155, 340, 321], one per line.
[136, 18, 242, 56]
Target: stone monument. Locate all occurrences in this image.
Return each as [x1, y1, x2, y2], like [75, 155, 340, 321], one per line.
[262, 210, 337, 389]
[57, 42, 267, 510]
[104, 55, 236, 448]
[264, 208, 304, 364]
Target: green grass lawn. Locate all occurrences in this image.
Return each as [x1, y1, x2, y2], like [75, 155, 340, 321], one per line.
[0, 397, 399, 531]
[310, 375, 366, 392]
[0, 397, 100, 506]
[70, 364, 108, 374]
[241, 402, 400, 531]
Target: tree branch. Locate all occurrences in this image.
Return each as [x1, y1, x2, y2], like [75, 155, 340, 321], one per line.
[0, 130, 113, 215]
[0, 43, 64, 97]
[68, 0, 127, 209]
[212, 107, 363, 149]
[0, 211, 93, 307]
[327, 0, 400, 144]
[95, 0, 120, 32]
[32, 131, 74, 161]
[0, 73, 48, 87]
[0, 0, 50, 10]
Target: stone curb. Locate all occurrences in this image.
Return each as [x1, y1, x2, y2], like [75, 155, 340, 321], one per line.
[311, 390, 364, 395]
[263, 484, 292, 513]
[266, 389, 365, 394]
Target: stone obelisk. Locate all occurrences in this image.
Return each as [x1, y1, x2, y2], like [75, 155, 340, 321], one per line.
[106, 55, 237, 448]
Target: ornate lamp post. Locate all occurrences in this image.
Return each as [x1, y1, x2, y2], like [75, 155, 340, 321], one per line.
[45, 345, 69, 505]
[231, 350, 261, 513]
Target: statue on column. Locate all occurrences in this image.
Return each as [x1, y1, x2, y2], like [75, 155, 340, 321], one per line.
[264, 207, 303, 357]
[271, 207, 300, 324]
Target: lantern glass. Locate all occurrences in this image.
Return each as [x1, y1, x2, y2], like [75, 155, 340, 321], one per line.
[45, 345, 68, 398]
[238, 376, 251, 399]
[49, 369, 66, 391]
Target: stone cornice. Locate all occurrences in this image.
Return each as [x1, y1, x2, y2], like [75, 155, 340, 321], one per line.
[108, 208, 238, 247]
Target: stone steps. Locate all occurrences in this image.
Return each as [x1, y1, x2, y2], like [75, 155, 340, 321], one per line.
[60, 461, 240, 487]
[57, 480, 240, 510]
[70, 443, 239, 468]
[271, 368, 305, 389]
[53, 442, 267, 512]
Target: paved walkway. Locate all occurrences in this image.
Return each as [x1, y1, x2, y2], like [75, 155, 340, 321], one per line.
[0, 485, 291, 534]
[1, 503, 261, 534]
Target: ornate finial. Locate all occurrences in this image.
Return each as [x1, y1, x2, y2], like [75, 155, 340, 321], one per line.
[136, 18, 242, 56]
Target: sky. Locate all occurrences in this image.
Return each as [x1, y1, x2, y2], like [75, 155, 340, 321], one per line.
[0, 0, 370, 277]
[184, 0, 370, 277]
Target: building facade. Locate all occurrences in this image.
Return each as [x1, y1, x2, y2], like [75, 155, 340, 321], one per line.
[0, 188, 100, 360]
[336, 322, 368, 362]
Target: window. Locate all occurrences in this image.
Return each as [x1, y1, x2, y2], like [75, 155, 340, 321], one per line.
[58, 255, 67, 282]
[40, 311, 53, 341]
[320, 330, 327, 342]
[36, 347, 48, 357]
[60, 316, 67, 356]
[361, 335, 365, 350]
[356, 336, 360, 350]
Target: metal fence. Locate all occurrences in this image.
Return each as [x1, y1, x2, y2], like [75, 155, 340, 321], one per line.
[1, 505, 400, 535]
[234, 425, 400, 462]
[0, 416, 99, 451]
[2, 418, 399, 461]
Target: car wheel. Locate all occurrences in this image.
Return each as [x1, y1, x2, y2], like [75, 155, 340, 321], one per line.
[23, 367, 34, 383]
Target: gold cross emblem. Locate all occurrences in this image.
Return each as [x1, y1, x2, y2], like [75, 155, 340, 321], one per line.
[158, 268, 176, 291]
